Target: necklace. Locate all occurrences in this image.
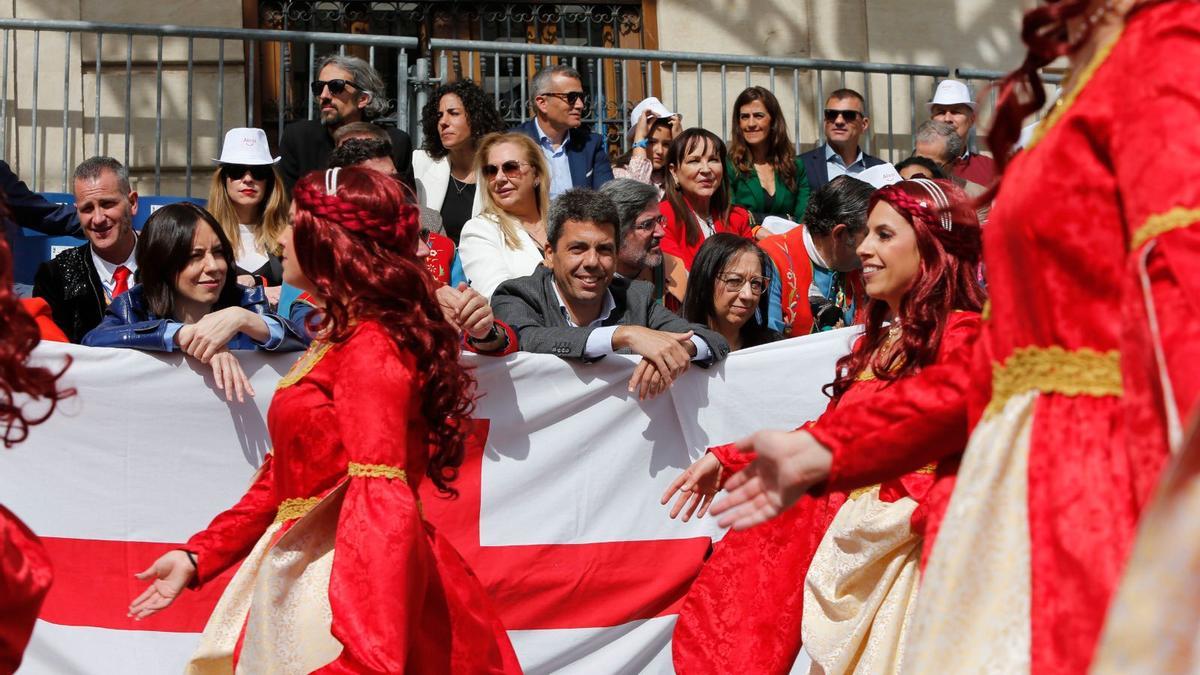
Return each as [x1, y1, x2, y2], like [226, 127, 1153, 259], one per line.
[449, 173, 474, 195]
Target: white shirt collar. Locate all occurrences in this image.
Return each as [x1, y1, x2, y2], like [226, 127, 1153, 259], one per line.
[801, 225, 830, 271]
[90, 239, 138, 289]
[552, 277, 617, 328]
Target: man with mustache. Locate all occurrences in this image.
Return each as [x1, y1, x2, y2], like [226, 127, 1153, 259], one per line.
[600, 178, 670, 305]
[33, 156, 139, 343]
[278, 55, 413, 193]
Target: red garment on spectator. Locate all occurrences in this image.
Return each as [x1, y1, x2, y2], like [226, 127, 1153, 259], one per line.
[953, 151, 996, 186]
[906, 4, 1200, 673]
[0, 505, 53, 674]
[183, 322, 520, 673]
[20, 298, 68, 342]
[757, 228, 865, 337]
[658, 200, 753, 272]
[673, 312, 980, 674]
[424, 232, 456, 286]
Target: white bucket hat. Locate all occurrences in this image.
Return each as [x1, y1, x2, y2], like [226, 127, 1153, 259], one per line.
[627, 96, 677, 138]
[213, 127, 280, 164]
[928, 80, 975, 111]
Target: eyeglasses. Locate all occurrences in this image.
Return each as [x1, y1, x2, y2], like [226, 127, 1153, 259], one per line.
[717, 273, 767, 295]
[540, 91, 589, 107]
[481, 160, 532, 180]
[221, 163, 275, 181]
[824, 109, 863, 123]
[631, 214, 666, 232]
[310, 79, 362, 97]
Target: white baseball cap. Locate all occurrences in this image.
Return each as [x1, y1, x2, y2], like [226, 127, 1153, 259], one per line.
[629, 96, 676, 128]
[928, 80, 975, 111]
[213, 127, 280, 165]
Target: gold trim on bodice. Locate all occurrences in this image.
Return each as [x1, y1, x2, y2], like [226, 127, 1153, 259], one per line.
[1131, 206, 1200, 250]
[1026, 28, 1124, 152]
[277, 341, 334, 390]
[985, 345, 1122, 418]
[847, 463, 936, 500]
[274, 497, 321, 524]
[347, 462, 408, 481]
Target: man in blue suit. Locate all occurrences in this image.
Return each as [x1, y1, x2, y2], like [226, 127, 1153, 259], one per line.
[798, 88, 886, 193]
[514, 64, 613, 197]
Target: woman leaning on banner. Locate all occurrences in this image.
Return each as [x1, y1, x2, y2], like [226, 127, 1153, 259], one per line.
[667, 179, 985, 674]
[659, 128, 754, 305]
[127, 167, 521, 674]
[682, 233, 780, 352]
[0, 236, 72, 672]
[726, 86, 811, 224]
[206, 127, 290, 307]
[717, 3, 1200, 673]
[82, 203, 304, 401]
[413, 80, 507, 244]
[457, 132, 552, 299]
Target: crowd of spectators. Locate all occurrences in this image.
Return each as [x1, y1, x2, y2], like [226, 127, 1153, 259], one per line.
[8, 54, 1000, 402]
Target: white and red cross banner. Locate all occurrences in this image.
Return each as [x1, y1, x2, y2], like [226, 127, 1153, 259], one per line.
[2, 330, 853, 673]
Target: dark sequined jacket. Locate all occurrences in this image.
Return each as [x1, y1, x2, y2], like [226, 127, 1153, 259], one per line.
[32, 243, 105, 344]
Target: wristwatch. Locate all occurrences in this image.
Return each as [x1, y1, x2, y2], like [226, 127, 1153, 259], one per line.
[466, 323, 504, 347]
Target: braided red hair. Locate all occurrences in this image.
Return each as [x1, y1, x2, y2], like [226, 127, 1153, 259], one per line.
[827, 179, 985, 398]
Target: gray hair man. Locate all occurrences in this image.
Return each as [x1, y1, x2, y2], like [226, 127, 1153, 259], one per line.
[914, 120, 991, 223]
[598, 178, 667, 302]
[278, 54, 413, 191]
[928, 79, 996, 185]
[515, 65, 614, 197]
[492, 188, 728, 399]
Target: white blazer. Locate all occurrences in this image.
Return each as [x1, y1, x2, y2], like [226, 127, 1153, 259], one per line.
[458, 213, 546, 299]
[412, 150, 486, 215]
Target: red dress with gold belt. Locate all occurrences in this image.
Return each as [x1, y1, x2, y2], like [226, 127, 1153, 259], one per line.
[905, 4, 1200, 673]
[183, 321, 521, 673]
[673, 313, 980, 674]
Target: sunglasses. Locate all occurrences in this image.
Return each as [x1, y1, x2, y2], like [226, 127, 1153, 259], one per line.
[310, 79, 361, 97]
[221, 163, 274, 181]
[481, 160, 532, 180]
[631, 214, 666, 232]
[541, 91, 589, 107]
[824, 109, 863, 123]
[718, 273, 768, 295]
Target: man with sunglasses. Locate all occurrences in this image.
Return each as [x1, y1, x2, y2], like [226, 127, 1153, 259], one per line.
[515, 64, 613, 199]
[278, 55, 413, 193]
[799, 88, 886, 194]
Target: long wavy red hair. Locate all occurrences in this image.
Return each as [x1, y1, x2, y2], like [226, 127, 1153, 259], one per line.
[828, 179, 986, 399]
[1, 238, 72, 447]
[290, 167, 475, 496]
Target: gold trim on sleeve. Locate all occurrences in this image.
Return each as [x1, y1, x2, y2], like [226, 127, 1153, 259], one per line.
[1026, 29, 1123, 152]
[274, 497, 321, 523]
[276, 341, 334, 390]
[347, 462, 408, 482]
[1130, 207, 1200, 250]
[985, 345, 1122, 418]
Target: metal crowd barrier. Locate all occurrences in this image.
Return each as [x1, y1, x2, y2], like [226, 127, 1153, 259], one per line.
[0, 17, 1056, 197]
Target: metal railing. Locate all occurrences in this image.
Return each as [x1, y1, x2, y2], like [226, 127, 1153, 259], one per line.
[0, 17, 1050, 197]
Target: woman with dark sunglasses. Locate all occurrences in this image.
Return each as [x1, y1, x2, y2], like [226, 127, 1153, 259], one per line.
[458, 132, 552, 298]
[207, 128, 289, 307]
[727, 87, 811, 225]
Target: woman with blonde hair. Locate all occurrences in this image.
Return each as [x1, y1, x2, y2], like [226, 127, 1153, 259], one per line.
[458, 131, 551, 298]
[207, 128, 290, 305]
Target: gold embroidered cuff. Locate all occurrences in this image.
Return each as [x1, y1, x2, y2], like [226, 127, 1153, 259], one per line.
[985, 345, 1122, 418]
[1130, 207, 1200, 250]
[348, 462, 408, 482]
[275, 497, 321, 524]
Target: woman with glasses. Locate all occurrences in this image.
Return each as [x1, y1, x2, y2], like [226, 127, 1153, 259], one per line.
[458, 132, 552, 299]
[413, 80, 507, 244]
[669, 179, 985, 675]
[660, 128, 754, 305]
[682, 233, 779, 352]
[207, 128, 289, 307]
[726, 87, 811, 224]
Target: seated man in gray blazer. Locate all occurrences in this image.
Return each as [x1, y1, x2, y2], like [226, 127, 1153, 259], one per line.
[492, 188, 730, 399]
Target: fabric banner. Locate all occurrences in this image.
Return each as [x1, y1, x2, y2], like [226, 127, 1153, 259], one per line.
[2, 329, 854, 674]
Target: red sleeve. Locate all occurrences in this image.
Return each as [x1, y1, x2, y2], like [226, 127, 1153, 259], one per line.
[708, 443, 753, 476]
[810, 313, 981, 491]
[0, 506, 53, 673]
[184, 455, 278, 587]
[20, 298, 68, 342]
[325, 324, 430, 672]
[725, 206, 754, 238]
[658, 200, 688, 261]
[461, 319, 519, 357]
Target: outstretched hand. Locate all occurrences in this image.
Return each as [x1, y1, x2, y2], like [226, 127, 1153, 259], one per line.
[661, 452, 723, 521]
[128, 549, 195, 620]
[710, 430, 833, 531]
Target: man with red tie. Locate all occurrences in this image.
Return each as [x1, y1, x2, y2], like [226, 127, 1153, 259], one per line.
[33, 157, 138, 342]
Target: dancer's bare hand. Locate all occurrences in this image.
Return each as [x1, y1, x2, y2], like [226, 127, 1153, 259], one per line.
[710, 430, 832, 530]
[662, 453, 723, 521]
[128, 550, 195, 620]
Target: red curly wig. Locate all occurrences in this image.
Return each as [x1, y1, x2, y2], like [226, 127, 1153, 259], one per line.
[828, 179, 986, 398]
[1, 238, 71, 447]
[290, 167, 475, 496]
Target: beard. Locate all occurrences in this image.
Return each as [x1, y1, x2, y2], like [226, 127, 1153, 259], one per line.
[619, 239, 663, 271]
[320, 106, 347, 127]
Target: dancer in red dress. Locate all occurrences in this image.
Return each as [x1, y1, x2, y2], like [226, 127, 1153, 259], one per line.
[715, 2, 1200, 672]
[666, 179, 984, 674]
[129, 167, 521, 674]
[0, 237, 72, 672]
